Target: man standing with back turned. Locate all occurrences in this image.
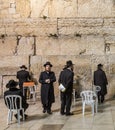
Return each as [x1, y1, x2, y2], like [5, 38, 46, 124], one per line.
[17, 65, 31, 98]
[59, 60, 74, 116]
[94, 64, 108, 103]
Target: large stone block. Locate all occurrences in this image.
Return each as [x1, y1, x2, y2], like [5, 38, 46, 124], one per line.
[58, 18, 104, 35]
[0, 37, 17, 56]
[0, 55, 29, 67]
[30, 0, 78, 18]
[17, 36, 35, 56]
[5, 18, 57, 36]
[109, 55, 115, 74]
[78, 0, 115, 17]
[16, 0, 30, 18]
[36, 35, 105, 56]
[30, 55, 42, 75]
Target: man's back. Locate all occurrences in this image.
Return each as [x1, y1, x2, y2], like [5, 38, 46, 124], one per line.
[4, 88, 27, 109]
[59, 69, 74, 92]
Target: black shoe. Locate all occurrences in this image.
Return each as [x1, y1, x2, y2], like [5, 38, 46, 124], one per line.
[43, 109, 47, 113]
[60, 112, 65, 115]
[47, 110, 52, 114]
[66, 112, 74, 116]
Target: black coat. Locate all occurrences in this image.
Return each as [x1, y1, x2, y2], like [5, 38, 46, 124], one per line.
[94, 69, 108, 95]
[4, 88, 29, 109]
[17, 70, 31, 88]
[58, 68, 74, 93]
[39, 71, 56, 105]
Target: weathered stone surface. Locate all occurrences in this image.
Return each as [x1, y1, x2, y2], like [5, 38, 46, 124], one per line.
[30, 0, 78, 18]
[78, 0, 115, 17]
[0, 37, 16, 56]
[16, 0, 31, 18]
[17, 36, 35, 56]
[0, 56, 29, 67]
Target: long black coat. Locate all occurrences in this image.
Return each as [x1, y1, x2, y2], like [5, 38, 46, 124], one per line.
[94, 69, 108, 95]
[58, 68, 74, 93]
[17, 70, 31, 88]
[39, 71, 56, 105]
[4, 88, 29, 109]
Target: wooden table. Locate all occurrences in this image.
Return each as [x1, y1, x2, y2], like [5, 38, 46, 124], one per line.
[23, 82, 36, 102]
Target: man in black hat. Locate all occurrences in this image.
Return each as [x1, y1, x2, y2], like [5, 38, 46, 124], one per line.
[17, 65, 31, 90]
[17, 65, 31, 99]
[58, 60, 74, 116]
[39, 61, 56, 114]
[4, 80, 29, 120]
[94, 64, 108, 103]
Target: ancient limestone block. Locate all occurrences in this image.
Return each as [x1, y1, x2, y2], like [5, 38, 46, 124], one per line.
[104, 18, 115, 27]
[78, 0, 114, 17]
[30, 0, 78, 17]
[30, 55, 42, 75]
[0, 37, 17, 56]
[36, 37, 60, 55]
[17, 36, 35, 56]
[85, 35, 105, 55]
[58, 18, 104, 35]
[16, 0, 31, 18]
[0, 55, 29, 67]
[109, 55, 115, 74]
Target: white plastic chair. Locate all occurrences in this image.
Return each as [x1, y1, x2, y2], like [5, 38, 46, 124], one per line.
[80, 90, 98, 116]
[5, 95, 25, 124]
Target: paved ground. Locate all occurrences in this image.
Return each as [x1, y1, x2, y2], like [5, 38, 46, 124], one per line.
[1, 97, 115, 130]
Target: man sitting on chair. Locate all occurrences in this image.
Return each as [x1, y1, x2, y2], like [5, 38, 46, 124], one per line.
[4, 80, 29, 120]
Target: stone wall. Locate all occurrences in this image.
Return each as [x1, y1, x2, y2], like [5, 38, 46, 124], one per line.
[0, 0, 115, 99]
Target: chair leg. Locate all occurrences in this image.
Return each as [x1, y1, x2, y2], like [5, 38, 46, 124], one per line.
[17, 110, 20, 124]
[10, 111, 13, 121]
[92, 104, 94, 116]
[7, 111, 11, 125]
[82, 103, 85, 116]
[33, 93, 36, 102]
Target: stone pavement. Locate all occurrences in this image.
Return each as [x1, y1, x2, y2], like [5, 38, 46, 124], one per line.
[0, 97, 115, 130]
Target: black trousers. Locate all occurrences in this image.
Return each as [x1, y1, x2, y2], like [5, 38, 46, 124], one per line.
[43, 102, 52, 112]
[60, 92, 72, 114]
[97, 91, 105, 103]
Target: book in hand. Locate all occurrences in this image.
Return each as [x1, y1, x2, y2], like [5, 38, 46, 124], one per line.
[59, 84, 66, 92]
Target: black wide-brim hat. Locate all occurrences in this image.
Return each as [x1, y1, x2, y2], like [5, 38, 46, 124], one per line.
[44, 61, 53, 67]
[98, 64, 103, 67]
[20, 65, 27, 69]
[66, 60, 74, 68]
[6, 80, 18, 88]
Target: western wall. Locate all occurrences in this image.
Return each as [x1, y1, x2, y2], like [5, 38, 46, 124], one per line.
[0, 0, 115, 98]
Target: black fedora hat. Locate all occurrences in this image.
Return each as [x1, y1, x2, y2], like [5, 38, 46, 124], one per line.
[6, 80, 18, 88]
[44, 61, 53, 67]
[98, 63, 103, 67]
[20, 65, 27, 69]
[66, 60, 74, 68]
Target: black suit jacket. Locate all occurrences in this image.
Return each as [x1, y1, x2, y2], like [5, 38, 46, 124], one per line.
[4, 88, 28, 109]
[58, 68, 74, 93]
[94, 69, 108, 95]
[17, 70, 31, 88]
